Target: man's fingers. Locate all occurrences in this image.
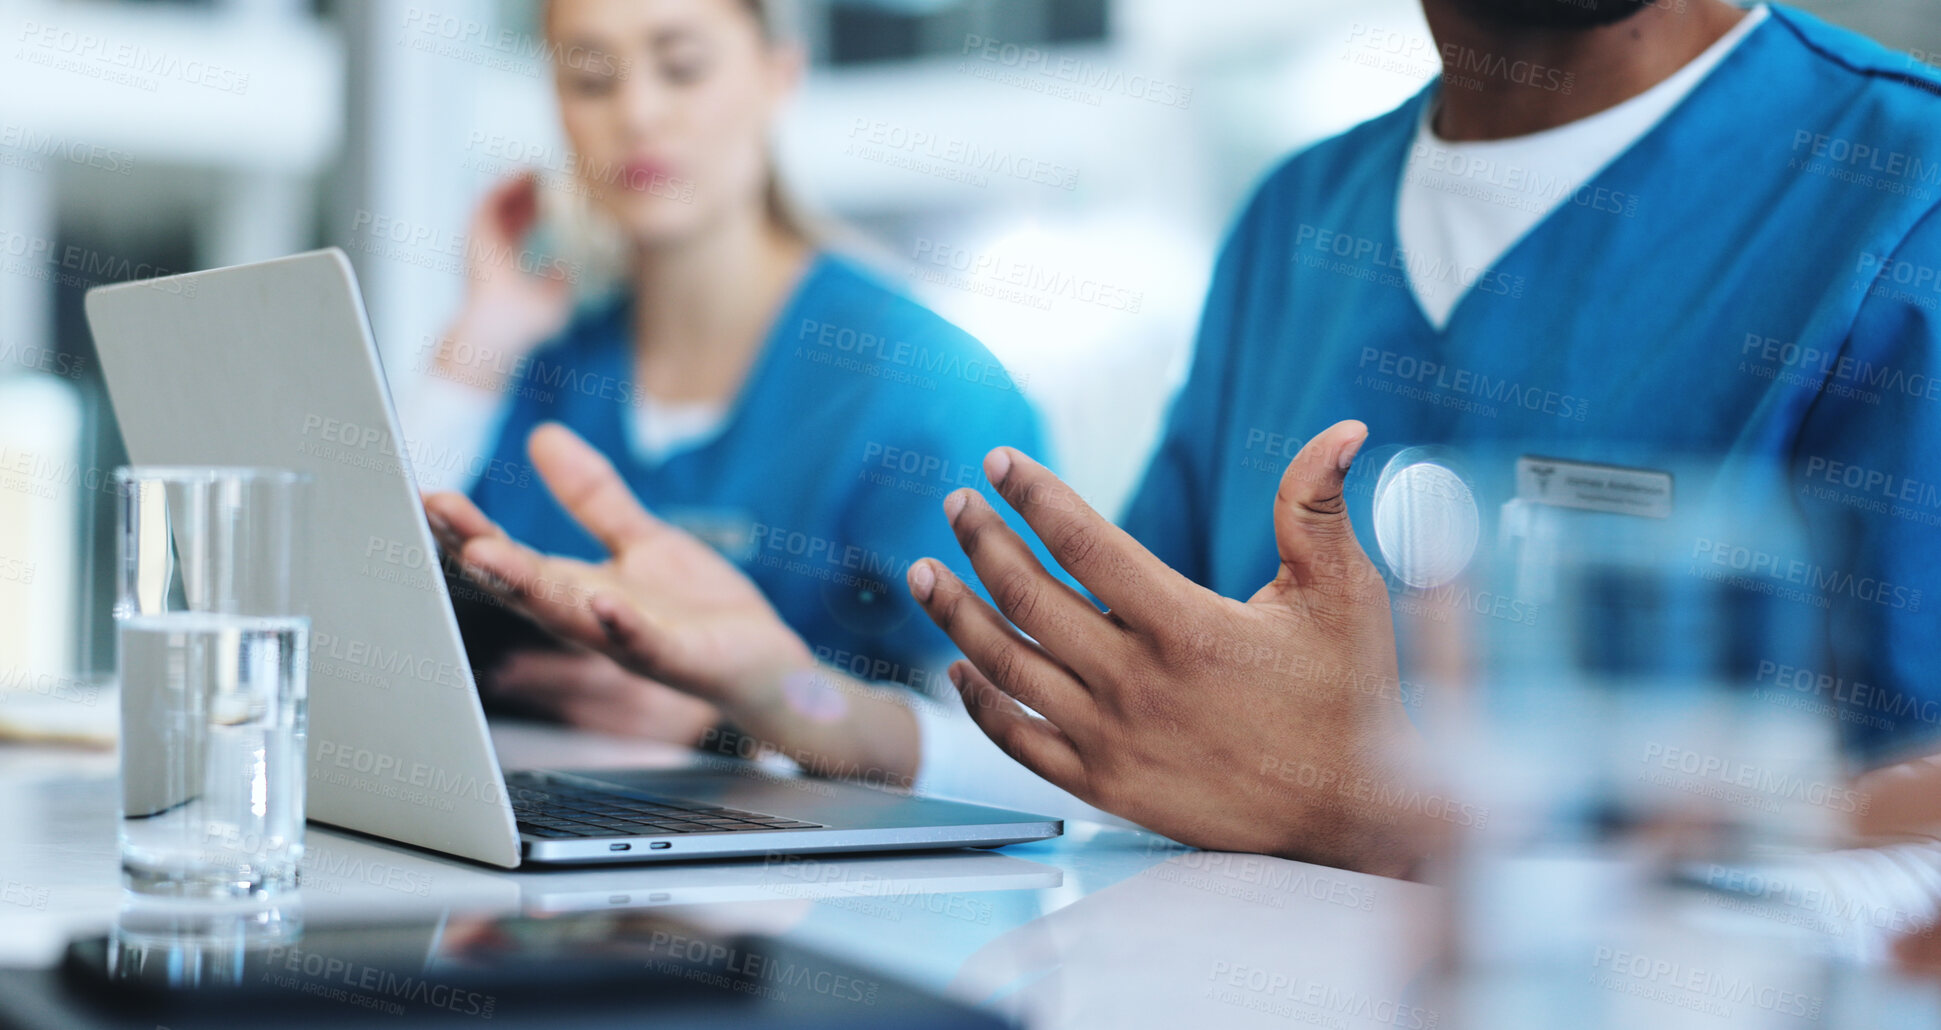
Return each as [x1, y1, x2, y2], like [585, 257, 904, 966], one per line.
[528, 422, 669, 555]
[943, 490, 1116, 669]
[981, 448, 1188, 625]
[950, 660, 1089, 797]
[907, 559, 1096, 731]
[1271, 420, 1370, 590]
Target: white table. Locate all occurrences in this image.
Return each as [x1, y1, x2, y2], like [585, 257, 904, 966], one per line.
[0, 721, 1933, 1028]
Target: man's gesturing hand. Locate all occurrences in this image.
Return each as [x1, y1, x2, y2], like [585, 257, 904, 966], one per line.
[905, 421, 1429, 877]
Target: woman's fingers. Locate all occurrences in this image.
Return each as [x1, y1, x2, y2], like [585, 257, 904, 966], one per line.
[459, 537, 611, 649]
[425, 491, 503, 545]
[588, 592, 699, 690]
[528, 423, 672, 556]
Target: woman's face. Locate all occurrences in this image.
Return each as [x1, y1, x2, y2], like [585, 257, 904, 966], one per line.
[549, 0, 797, 246]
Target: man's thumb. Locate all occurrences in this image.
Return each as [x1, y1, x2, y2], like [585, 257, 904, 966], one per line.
[1272, 420, 1369, 589]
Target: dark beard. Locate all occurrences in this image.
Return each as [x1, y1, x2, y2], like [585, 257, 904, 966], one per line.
[1448, 0, 1654, 29]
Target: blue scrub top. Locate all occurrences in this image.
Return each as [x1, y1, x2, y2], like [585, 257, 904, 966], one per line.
[471, 253, 1048, 695]
[1123, 6, 1941, 761]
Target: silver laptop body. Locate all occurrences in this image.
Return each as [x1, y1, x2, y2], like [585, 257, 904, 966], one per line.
[86, 249, 1062, 868]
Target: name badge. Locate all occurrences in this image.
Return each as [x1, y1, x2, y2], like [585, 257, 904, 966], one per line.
[1515, 456, 1673, 518]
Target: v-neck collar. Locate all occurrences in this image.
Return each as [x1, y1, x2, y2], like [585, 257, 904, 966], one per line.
[597, 251, 834, 471]
[1387, 7, 1775, 336]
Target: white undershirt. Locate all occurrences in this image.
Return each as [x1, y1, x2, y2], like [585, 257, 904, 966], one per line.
[397, 367, 730, 494]
[1398, 5, 1767, 329]
[626, 395, 729, 464]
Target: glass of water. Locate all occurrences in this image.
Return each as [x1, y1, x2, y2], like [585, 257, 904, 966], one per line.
[115, 467, 310, 898]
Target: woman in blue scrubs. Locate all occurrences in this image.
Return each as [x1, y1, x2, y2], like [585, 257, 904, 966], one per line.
[424, 0, 1043, 744]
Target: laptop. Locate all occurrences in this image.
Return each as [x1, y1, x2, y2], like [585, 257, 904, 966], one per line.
[85, 248, 1062, 869]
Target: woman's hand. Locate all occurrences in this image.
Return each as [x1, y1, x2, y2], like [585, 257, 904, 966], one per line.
[427, 422, 922, 785]
[432, 174, 575, 393]
[482, 647, 722, 746]
[425, 423, 816, 711]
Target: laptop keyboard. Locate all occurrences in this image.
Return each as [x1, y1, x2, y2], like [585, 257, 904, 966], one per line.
[506, 772, 823, 839]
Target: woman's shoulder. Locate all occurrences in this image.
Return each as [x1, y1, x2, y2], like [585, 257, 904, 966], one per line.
[792, 251, 1031, 395]
[786, 251, 1043, 445]
[798, 249, 1026, 376]
[526, 292, 633, 368]
[796, 252, 988, 354]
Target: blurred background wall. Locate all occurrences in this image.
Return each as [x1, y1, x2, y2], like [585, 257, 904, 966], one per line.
[0, 0, 1936, 687]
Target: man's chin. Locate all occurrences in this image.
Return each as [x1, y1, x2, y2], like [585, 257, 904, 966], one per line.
[1448, 0, 1654, 29]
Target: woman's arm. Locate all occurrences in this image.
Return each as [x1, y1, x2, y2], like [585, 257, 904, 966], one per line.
[425, 423, 928, 785]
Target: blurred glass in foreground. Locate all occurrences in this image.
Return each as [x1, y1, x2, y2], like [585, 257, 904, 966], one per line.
[1362, 449, 1849, 1028]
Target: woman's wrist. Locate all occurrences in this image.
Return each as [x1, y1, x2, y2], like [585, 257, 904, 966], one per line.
[429, 312, 522, 394]
[716, 657, 920, 788]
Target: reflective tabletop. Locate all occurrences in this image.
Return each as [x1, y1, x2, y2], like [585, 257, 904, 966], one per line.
[2, 721, 1936, 1028]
